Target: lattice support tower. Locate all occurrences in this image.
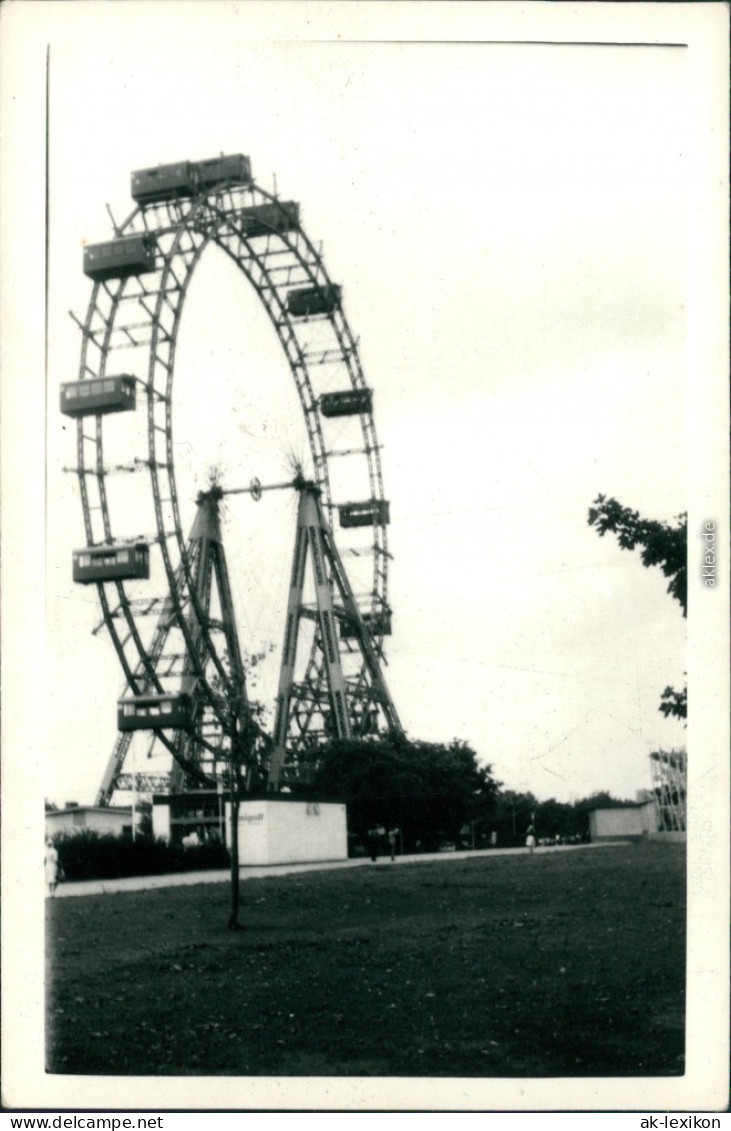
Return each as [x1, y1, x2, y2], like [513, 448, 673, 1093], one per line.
[649, 749, 687, 832]
[97, 487, 255, 804]
[267, 482, 401, 790]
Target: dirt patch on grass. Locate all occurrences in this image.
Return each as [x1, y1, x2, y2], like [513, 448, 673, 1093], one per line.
[46, 843, 685, 1077]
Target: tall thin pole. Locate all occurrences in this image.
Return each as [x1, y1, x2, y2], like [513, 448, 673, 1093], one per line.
[131, 742, 137, 842]
[227, 715, 244, 930]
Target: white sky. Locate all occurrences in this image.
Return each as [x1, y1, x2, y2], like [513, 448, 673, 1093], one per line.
[34, 9, 696, 806]
[1, 0, 729, 1114]
[2, 3, 726, 810]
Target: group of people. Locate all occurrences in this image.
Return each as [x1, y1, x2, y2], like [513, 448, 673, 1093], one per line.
[526, 826, 587, 852]
[181, 825, 220, 848]
[367, 825, 400, 862]
[538, 832, 586, 847]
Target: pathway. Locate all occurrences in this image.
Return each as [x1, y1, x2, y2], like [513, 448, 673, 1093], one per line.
[48, 842, 626, 899]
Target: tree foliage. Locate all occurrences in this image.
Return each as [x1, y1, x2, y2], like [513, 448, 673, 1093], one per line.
[588, 495, 687, 614]
[297, 736, 501, 852]
[588, 494, 687, 720]
[492, 789, 636, 844]
[659, 685, 687, 722]
[51, 829, 228, 882]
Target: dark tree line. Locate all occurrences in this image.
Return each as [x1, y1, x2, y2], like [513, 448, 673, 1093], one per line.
[491, 788, 636, 845]
[292, 735, 500, 853]
[290, 737, 635, 853]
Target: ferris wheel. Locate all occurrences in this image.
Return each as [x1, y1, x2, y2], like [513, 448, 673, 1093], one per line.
[61, 153, 402, 802]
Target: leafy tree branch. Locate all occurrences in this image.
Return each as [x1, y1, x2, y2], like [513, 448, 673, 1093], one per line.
[588, 495, 687, 720]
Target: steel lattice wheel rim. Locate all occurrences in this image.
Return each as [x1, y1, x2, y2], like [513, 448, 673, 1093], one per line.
[73, 167, 392, 793]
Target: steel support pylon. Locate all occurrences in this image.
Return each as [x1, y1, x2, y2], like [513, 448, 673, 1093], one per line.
[267, 484, 401, 790]
[96, 488, 252, 804]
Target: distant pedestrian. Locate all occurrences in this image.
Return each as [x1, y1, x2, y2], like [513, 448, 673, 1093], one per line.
[525, 824, 536, 854]
[388, 827, 399, 861]
[45, 839, 59, 897]
[367, 826, 380, 862]
[490, 831, 498, 848]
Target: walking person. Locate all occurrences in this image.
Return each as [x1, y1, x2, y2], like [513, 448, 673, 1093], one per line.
[367, 826, 380, 862]
[388, 826, 399, 861]
[525, 823, 537, 855]
[45, 838, 59, 897]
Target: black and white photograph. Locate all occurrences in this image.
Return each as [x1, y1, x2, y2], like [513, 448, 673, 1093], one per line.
[1, 0, 728, 1117]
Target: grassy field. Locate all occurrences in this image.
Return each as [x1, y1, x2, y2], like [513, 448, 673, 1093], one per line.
[46, 842, 685, 1078]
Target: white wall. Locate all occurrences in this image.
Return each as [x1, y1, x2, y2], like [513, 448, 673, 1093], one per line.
[227, 800, 347, 865]
[45, 807, 135, 837]
[589, 803, 658, 840]
[151, 804, 171, 842]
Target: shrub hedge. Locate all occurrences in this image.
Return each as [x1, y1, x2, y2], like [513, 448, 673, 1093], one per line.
[52, 830, 229, 882]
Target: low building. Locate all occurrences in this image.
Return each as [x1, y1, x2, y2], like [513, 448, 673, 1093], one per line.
[45, 804, 137, 839]
[151, 791, 225, 846]
[152, 792, 347, 865]
[588, 801, 659, 842]
[229, 798, 348, 866]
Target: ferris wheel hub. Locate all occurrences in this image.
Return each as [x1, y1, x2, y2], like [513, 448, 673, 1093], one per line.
[195, 483, 225, 506]
[221, 475, 320, 500]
